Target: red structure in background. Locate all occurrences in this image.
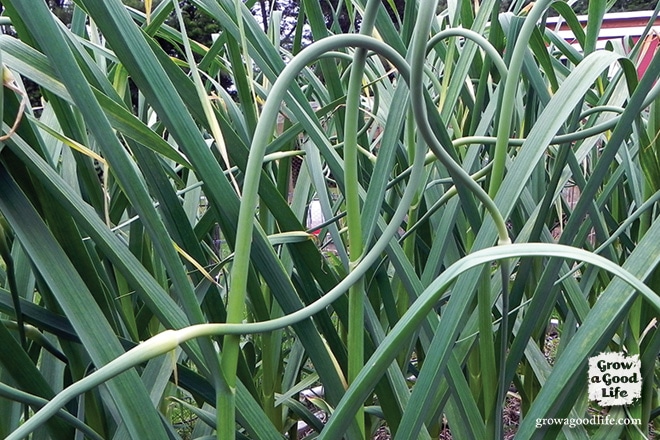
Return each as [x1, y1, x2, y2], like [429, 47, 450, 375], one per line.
[637, 32, 659, 77]
[545, 11, 660, 77]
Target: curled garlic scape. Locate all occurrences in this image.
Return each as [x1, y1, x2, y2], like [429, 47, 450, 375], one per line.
[1, 64, 27, 141]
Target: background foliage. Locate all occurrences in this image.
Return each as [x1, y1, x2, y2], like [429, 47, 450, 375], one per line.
[1, 0, 660, 439]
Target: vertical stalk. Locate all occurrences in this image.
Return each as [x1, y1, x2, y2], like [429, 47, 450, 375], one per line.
[409, 3, 512, 439]
[262, 332, 282, 431]
[344, 40, 367, 440]
[342, 0, 382, 437]
[218, 334, 240, 439]
[488, 0, 552, 198]
[260, 188, 283, 432]
[478, 269, 497, 436]
[410, 6, 509, 245]
[0, 227, 26, 348]
[494, 260, 510, 440]
[260, 200, 281, 430]
[397, 109, 422, 327]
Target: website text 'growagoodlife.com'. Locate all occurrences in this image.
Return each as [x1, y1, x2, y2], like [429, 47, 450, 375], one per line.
[535, 415, 641, 429]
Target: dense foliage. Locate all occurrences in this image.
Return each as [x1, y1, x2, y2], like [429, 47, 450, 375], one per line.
[1, 0, 659, 439]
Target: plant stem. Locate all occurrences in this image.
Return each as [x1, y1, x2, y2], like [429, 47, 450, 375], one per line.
[488, 0, 552, 198]
[343, 0, 381, 436]
[408, 1, 510, 246]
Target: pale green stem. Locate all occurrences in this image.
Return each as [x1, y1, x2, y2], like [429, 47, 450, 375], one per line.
[488, 0, 553, 198]
[409, 4, 513, 438]
[343, 1, 381, 436]
[495, 259, 511, 440]
[397, 108, 421, 325]
[478, 270, 497, 435]
[262, 332, 281, 431]
[408, 0, 510, 246]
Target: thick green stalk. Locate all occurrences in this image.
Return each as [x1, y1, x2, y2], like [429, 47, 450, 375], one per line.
[343, 1, 381, 437]
[175, 1, 250, 439]
[494, 259, 510, 440]
[477, 269, 496, 436]
[346, 279, 365, 436]
[217, 334, 240, 438]
[344, 39, 368, 440]
[262, 331, 282, 431]
[397, 108, 422, 325]
[0, 227, 26, 348]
